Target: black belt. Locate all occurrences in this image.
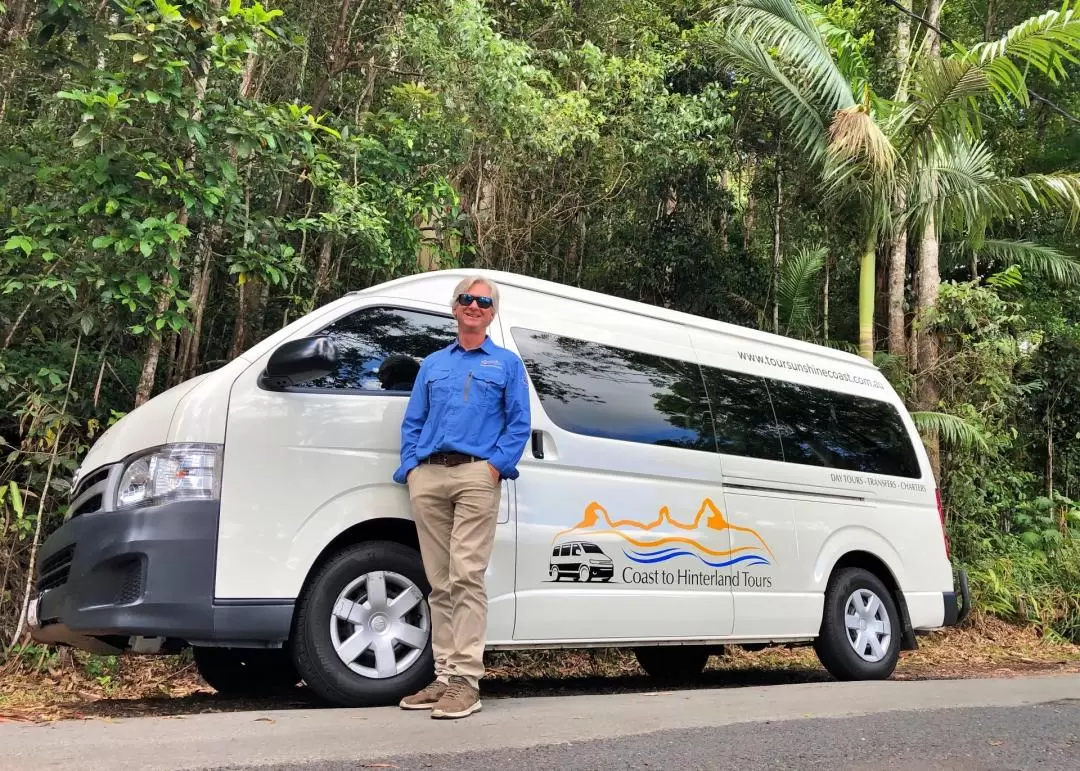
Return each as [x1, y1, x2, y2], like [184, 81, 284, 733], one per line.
[421, 452, 484, 467]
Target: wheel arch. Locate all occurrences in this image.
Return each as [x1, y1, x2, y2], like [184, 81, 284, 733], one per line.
[301, 515, 419, 585]
[823, 550, 918, 651]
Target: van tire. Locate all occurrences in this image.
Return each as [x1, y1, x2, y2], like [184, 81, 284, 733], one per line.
[291, 540, 435, 708]
[634, 645, 710, 681]
[192, 646, 301, 696]
[814, 567, 901, 681]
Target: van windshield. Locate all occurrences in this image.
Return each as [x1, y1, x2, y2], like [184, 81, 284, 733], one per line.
[582, 544, 603, 554]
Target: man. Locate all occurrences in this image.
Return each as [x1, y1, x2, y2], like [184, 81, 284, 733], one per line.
[392, 276, 531, 719]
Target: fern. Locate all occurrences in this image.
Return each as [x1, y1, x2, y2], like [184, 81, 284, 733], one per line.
[779, 245, 826, 335]
[911, 410, 991, 453]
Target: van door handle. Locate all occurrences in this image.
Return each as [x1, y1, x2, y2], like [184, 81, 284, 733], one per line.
[531, 430, 545, 459]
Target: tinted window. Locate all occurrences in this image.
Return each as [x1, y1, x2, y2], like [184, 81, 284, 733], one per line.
[293, 306, 457, 392]
[700, 368, 784, 461]
[510, 328, 716, 452]
[582, 543, 603, 554]
[767, 379, 921, 478]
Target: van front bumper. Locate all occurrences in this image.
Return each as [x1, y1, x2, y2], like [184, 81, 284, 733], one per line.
[28, 500, 293, 654]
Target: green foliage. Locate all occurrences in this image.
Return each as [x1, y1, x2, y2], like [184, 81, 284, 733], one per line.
[2, 0, 1080, 648]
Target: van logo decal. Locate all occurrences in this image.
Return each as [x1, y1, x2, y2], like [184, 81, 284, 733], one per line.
[547, 499, 775, 587]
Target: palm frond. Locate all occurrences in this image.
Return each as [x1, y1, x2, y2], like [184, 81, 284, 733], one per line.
[906, 59, 990, 150]
[713, 35, 829, 160]
[911, 410, 990, 453]
[802, 2, 872, 96]
[974, 239, 1080, 287]
[913, 136, 999, 228]
[714, 0, 856, 112]
[966, 2, 1080, 101]
[950, 173, 1080, 230]
[779, 245, 826, 335]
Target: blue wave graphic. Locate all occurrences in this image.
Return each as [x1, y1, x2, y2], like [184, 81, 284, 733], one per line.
[624, 549, 770, 568]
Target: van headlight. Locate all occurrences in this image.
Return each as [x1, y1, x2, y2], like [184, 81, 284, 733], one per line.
[115, 443, 223, 510]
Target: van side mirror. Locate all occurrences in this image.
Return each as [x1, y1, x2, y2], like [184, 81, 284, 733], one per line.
[261, 336, 338, 390]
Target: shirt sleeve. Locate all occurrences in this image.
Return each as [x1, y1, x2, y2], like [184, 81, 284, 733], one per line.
[393, 362, 431, 484]
[488, 355, 532, 480]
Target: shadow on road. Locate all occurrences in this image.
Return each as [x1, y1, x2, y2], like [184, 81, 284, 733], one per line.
[58, 664, 833, 721]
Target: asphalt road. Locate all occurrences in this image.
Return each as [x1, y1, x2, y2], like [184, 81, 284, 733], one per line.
[2, 675, 1077, 771]
[238, 702, 1080, 771]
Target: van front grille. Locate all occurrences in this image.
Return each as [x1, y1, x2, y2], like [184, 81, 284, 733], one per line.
[37, 545, 75, 591]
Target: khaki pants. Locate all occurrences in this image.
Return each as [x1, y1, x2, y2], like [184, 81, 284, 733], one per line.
[407, 460, 501, 689]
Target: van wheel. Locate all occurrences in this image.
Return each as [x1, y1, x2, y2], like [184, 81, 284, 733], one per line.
[291, 540, 434, 707]
[814, 567, 900, 681]
[550, 566, 560, 581]
[578, 565, 591, 582]
[634, 645, 710, 682]
[192, 646, 301, 696]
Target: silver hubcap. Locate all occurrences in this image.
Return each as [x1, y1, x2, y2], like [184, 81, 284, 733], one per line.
[330, 570, 429, 679]
[844, 588, 892, 662]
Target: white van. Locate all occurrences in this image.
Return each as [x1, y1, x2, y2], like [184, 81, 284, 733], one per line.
[29, 268, 969, 705]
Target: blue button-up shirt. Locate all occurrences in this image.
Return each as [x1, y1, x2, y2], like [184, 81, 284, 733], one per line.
[393, 336, 532, 484]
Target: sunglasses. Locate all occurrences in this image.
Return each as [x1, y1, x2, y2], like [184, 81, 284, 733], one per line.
[457, 293, 494, 310]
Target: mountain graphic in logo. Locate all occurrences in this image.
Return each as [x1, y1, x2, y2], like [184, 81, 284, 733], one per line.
[552, 498, 774, 568]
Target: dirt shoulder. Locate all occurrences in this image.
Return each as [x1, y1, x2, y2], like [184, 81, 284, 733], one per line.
[2, 617, 1078, 724]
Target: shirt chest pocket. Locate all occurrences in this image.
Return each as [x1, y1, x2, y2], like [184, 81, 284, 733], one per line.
[465, 367, 507, 412]
[426, 368, 455, 402]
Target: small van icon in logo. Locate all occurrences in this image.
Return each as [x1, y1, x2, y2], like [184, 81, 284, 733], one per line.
[549, 541, 614, 583]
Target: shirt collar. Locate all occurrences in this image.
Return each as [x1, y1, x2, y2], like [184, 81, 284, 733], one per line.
[452, 336, 494, 355]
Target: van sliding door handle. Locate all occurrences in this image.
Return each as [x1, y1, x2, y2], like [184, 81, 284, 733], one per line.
[531, 430, 545, 459]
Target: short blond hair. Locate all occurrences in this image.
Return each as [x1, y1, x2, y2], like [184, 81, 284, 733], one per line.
[451, 275, 499, 313]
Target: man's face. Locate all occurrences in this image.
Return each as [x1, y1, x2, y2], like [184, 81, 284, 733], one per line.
[453, 281, 496, 335]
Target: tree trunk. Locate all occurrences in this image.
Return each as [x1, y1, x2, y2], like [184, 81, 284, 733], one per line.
[984, 0, 996, 40]
[229, 279, 248, 361]
[309, 0, 355, 116]
[925, 0, 944, 57]
[772, 159, 782, 334]
[718, 169, 730, 254]
[823, 254, 830, 340]
[888, 214, 908, 357]
[885, 2, 914, 360]
[916, 207, 942, 478]
[858, 232, 877, 361]
[1046, 422, 1054, 498]
[575, 209, 587, 287]
[743, 156, 757, 252]
[134, 2, 219, 402]
[134, 285, 171, 407]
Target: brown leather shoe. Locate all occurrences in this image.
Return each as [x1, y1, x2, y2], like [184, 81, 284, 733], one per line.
[399, 680, 447, 710]
[430, 675, 482, 719]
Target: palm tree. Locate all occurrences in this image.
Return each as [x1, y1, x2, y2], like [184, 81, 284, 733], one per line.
[712, 0, 896, 361]
[713, 1, 1080, 365]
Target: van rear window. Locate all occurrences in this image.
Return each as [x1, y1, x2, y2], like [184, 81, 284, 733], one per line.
[511, 327, 922, 479]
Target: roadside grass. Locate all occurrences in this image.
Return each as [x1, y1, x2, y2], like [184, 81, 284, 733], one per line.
[1, 615, 1077, 723]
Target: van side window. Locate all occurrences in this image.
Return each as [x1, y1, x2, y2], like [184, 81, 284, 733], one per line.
[699, 368, 784, 461]
[291, 306, 457, 392]
[510, 328, 717, 453]
[767, 379, 921, 478]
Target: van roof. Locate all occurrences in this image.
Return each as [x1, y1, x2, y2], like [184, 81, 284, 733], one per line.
[352, 268, 877, 371]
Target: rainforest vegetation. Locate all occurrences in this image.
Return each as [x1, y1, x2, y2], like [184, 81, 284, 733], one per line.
[2, 0, 1080, 652]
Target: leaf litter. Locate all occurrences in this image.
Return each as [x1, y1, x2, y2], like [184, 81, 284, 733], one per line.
[0, 617, 1076, 724]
